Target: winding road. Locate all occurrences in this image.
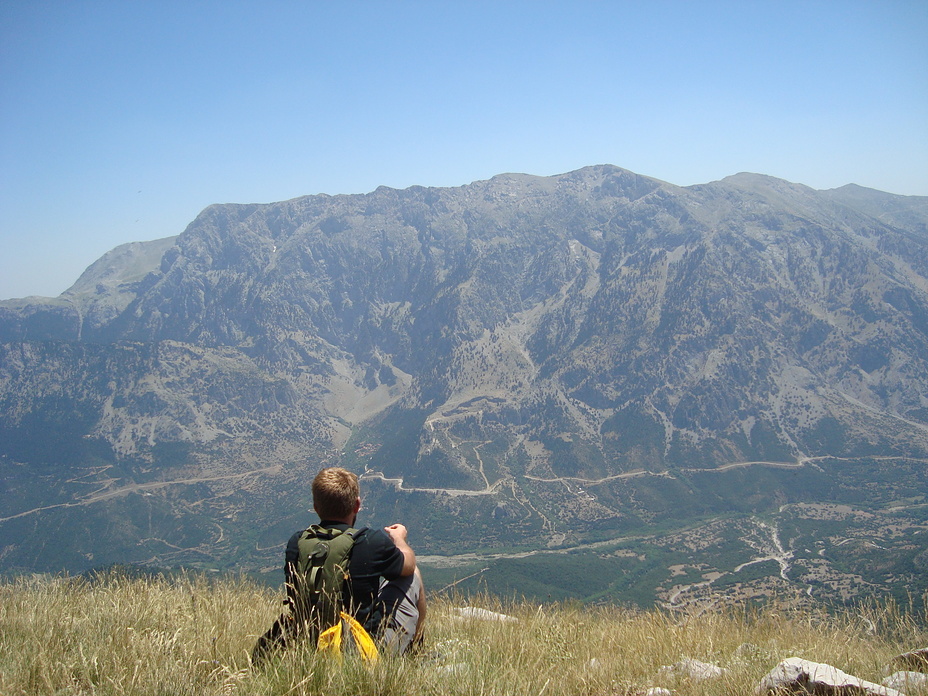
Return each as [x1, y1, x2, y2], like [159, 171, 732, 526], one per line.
[0, 464, 282, 524]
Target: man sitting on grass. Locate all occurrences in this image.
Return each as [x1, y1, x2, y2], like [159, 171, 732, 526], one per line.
[253, 466, 426, 661]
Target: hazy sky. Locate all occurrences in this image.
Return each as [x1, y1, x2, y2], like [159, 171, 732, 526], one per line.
[1, 1, 926, 300]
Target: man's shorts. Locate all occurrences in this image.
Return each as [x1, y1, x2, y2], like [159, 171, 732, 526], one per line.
[376, 567, 423, 654]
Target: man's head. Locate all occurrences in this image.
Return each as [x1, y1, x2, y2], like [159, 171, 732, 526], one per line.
[312, 467, 361, 522]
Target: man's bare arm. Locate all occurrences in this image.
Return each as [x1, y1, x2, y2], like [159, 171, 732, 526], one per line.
[384, 523, 416, 576]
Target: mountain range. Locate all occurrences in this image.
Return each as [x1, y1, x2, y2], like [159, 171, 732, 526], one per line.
[2, 165, 927, 607]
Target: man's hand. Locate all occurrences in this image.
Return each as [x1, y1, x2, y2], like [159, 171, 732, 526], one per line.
[384, 523, 416, 576]
[384, 524, 408, 544]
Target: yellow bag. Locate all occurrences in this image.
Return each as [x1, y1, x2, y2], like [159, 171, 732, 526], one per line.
[317, 611, 380, 664]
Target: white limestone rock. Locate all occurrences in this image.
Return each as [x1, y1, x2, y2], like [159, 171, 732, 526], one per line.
[757, 657, 905, 696]
[452, 607, 518, 623]
[884, 671, 928, 693]
[659, 657, 727, 681]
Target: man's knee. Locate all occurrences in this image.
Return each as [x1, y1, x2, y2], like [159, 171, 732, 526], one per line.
[378, 570, 421, 614]
[377, 568, 424, 653]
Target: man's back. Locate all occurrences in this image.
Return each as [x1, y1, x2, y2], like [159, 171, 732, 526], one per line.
[287, 521, 405, 634]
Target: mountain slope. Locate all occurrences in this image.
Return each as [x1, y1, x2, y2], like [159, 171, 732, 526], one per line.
[1, 165, 927, 607]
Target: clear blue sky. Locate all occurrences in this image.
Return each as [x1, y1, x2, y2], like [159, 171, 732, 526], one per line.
[1, 1, 926, 300]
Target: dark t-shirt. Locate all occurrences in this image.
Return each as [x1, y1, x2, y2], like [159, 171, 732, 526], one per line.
[290, 521, 405, 633]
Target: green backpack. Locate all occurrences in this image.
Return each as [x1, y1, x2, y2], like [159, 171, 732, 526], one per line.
[284, 524, 366, 641]
[251, 524, 369, 665]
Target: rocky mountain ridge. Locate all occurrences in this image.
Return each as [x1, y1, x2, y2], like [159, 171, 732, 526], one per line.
[1, 165, 927, 607]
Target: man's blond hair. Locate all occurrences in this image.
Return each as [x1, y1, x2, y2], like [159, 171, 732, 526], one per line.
[312, 467, 360, 520]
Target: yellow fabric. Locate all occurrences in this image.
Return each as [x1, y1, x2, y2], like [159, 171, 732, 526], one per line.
[316, 620, 343, 655]
[316, 612, 380, 664]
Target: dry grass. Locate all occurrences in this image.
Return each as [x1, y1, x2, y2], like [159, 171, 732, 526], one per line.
[1, 571, 925, 695]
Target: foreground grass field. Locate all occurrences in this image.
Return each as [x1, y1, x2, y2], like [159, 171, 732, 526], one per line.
[1, 572, 926, 695]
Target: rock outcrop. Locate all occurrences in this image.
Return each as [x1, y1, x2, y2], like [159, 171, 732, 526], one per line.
[757, 657, 905, 695]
